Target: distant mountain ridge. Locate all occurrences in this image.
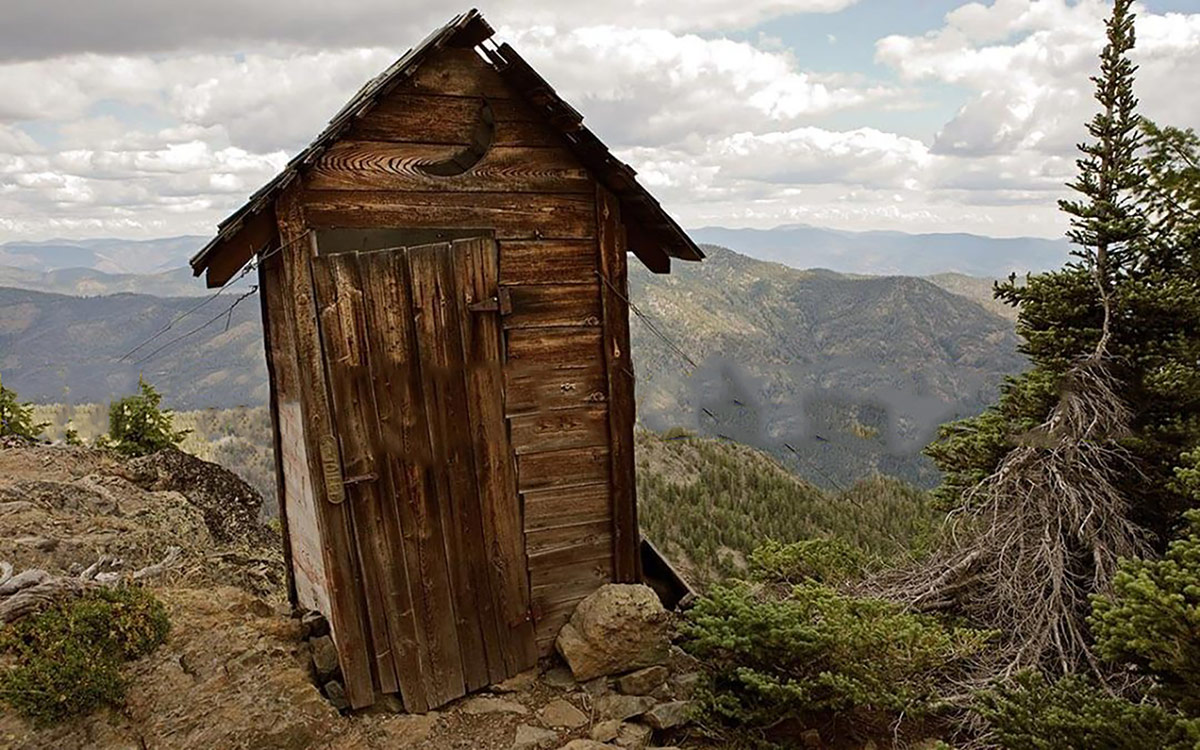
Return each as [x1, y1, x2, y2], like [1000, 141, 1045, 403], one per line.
[690, 224, 1069, 277]
[0, 236, 207, 275]
[0, 243, 1027, 487]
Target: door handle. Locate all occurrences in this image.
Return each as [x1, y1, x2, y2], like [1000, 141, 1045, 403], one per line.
[468, 288, 511, 315]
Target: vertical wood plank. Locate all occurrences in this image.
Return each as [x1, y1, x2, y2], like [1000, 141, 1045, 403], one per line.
[274, 186, 375, 708]
[407, 242, 495, 691]
[597, 186, 641, 583]
[452, 237, 538, 676]
[359, 249, 465, 708]
[311, 253, 402, 695]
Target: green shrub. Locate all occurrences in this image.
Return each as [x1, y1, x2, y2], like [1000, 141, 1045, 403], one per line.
[102, 377, 188, 456]
[0, 374, 46, 440]
[681, 577, 992, 736]
[1090, 509, 1200, 714]
[0, 585, 170, 725]
[747, 538, 870, 586]
[976, 671, 1200, 750]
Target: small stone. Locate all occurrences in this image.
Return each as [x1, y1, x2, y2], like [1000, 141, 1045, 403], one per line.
[801, 728, 822, 748]
[557, 742, 610, 750]
[273, 601, 294, 618]
[595, 694, 655, 721]
[615, 722, 653, 749]
[861, 741, 878, 750]
[381, 713, 437, 744]
[650, 683, 674, 701]
[538, 698, 588, 728]
[323, 680, 349, 711]
[642, 701, 692, 730]
[247, 597, 273, 617]
[493, 667, 540, 693]
[310, 635, 340, 681]
[590, 719, 622, 742]
[541, 666, 576, 689]
[669, 672, 702, 700]
[581, 676, 610, 697]
[512, 724, 558, 750]
[461, 695, 529, 715]
[617, 666, 669, 695]
[361, 693, 406, 715]
[300, 610, 330, 639]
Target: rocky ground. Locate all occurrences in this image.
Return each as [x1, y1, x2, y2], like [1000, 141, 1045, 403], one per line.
[0, 442, 707, 750]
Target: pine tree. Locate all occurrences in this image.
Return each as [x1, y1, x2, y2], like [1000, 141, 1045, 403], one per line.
[906, 0, 1200, 675]
[1057, 0, 1146, 357]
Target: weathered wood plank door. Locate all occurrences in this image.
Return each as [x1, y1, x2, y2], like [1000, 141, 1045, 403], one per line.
[311, 237, 536, 711]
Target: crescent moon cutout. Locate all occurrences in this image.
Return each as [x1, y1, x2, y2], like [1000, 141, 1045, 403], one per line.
[414, 98, 496, 177]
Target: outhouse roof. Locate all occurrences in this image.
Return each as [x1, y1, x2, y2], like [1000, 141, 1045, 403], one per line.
[189, 9, 704, 287]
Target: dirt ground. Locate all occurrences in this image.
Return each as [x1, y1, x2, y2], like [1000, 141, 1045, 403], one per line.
[0, 443, 703, 750]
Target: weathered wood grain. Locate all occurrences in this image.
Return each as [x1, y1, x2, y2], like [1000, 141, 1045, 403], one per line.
[311, 254, 401, 695]
[358, 249, 465, 709]
[503, 366, 607, 415]
[351, 94, 560, 146]
[307, 143, 590, 194]
[452, 237, 538, 677]
[407, 242, 495, 692]
[508, 407, 609, 455]
[523, 483, 610, 530]
[502, 283, 602, 329]
[301, 191, 596, 240]
[598, 185, 641, 582]
[526, 519, 612, 555]
[274, 187, 374, 708]
[405, 47, 512, 99]
[517, 445, 610, 492]
[498, 240, 598, 286]
[504, 327, 603, 371]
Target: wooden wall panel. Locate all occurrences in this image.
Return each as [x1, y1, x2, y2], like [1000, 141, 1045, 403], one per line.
[597, 186, 641, 582]
[502, 284, 602, 329]
[504, 366, 607, 415]
[499, 240, 598, 285]
[301, 191, 596, 240]
[505, 327, 603, 369]
[350, 94, 558, 147]
[406, 47, 512, 98]
[509, 407, 609, 455]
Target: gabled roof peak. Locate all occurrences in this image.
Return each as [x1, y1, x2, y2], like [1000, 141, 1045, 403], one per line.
[190, 9, 702, 287]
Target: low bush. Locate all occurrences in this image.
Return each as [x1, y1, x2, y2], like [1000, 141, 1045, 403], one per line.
[682, 574, 992, 742]
[0, 585, 170, 725]
[976, 672, 1200, 750]
[747, 538, 871, 586]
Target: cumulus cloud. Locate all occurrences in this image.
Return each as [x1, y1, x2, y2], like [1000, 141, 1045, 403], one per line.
[1, 0, 859, 61]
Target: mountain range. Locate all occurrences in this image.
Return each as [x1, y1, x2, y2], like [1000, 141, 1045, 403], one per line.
[0, 241, 1026, 488]
[690, 225, 1070, 277]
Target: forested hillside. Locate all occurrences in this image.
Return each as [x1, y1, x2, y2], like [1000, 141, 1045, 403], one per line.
[630, 246, 1025, 486]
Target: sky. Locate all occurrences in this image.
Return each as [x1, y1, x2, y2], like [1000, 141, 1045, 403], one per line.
[1, 0, 1198, 242]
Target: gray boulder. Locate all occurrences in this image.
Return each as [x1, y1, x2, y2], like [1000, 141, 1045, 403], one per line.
[555, 584, 670, 681]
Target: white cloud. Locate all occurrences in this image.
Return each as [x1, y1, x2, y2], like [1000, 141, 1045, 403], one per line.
[1, 0, 860, 61]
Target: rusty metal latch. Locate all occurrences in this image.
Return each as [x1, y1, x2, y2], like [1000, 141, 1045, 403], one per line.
[468, 288, 511, 315]
[343, 472, 378, 486]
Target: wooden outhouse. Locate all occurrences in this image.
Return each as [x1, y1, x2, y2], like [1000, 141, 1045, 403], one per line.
[189, 9, 703, 711]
